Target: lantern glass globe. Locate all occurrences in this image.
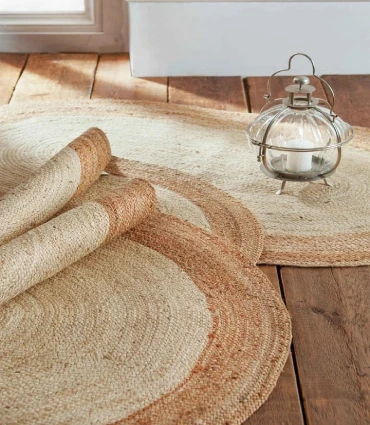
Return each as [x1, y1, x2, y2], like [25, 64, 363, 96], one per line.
[247, 104, 353, 177]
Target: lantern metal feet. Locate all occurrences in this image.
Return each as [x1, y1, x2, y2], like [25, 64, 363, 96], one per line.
[276, 180, 286, 195]
[275, 177, 333, 195]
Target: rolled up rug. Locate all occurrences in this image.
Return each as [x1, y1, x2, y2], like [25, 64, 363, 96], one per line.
[0, 178, 156, 305]
[0, 127, 111, 245]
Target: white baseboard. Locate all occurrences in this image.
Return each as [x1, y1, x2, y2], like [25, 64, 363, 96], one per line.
[129, 1, 370, 77]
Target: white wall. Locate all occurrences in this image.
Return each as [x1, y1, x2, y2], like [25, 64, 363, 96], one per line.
[129, 1, 370, 76]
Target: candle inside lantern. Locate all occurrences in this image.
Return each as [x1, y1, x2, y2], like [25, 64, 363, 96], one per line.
[286, 139, 314, 172]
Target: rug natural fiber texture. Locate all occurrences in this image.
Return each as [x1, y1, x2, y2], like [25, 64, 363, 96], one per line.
[0, 178, 156, 305]
[0, 215, 291, 425]
[0, 100, 368, 266]
[101, 158, 263, 265]
[0, 127, 111, 245]
[0, 127, 291, 425]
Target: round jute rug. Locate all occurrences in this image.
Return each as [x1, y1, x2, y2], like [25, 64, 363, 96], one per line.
[0, 100, 368, 266]
[0, 210, 291, 425]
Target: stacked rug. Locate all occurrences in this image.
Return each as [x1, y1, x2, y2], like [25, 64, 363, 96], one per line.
[0, 119, 291, 425]
[3, 98, 370, 423]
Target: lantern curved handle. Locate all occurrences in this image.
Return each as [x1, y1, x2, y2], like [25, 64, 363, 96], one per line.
[264, 53, 336, 117]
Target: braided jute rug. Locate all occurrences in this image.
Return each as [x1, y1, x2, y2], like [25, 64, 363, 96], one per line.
[0, 215, 291, 424]
[0, 100, 369, 266]
[0, 126, 291, 424]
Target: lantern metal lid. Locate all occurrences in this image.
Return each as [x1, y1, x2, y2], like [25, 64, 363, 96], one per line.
[246, 53, 354, 194]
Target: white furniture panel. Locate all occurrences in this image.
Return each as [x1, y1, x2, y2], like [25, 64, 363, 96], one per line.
[129, 1, 370, 76]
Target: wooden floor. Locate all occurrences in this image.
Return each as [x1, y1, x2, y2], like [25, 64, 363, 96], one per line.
[2, 53, 370, 425]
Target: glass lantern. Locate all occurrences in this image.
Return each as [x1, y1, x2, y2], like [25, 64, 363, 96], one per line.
[246, 53, 354, 194]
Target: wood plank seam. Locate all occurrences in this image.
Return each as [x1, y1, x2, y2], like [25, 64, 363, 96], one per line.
[8, 54, 29, 104]
[89, 54, 101, 99]
[289, 344, 309, 425]
[277, 266, 309, 425]
[242, 78, 252, 113]
[240, 79, 249, 112]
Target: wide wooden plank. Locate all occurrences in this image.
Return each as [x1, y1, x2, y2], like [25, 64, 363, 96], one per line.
[246, 76, 327, 113]
[0, 53, 28, 104]
[169, 77, 247, 111]
[243, 266, 305, 425]
[321, 75, 370, 127]
[11, 53, 98, 103]
[281, 267, 370, 425]
[92, 53, 168, 102]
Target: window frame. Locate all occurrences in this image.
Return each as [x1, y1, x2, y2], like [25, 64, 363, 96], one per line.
[0, 0, 102, 34]
[0, 0, 128, 52]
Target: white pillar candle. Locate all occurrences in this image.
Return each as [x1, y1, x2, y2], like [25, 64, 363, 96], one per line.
[286, 139, 314, 172]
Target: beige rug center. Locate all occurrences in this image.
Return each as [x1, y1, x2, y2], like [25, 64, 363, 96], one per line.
[67, 174, 211, 231]
[0, 238, 211, 425]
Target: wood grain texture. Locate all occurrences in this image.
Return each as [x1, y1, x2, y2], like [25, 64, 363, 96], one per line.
[281, 267, 370, 425]
[0, 54, 28, 104]
[244, 266, 304, 425]
[92, 53, 168, 102]
[169, 77, 247, 111]
[246, 76, 327, 113]
[321, 75, 370, 127]
[11, 53, 98, 103]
